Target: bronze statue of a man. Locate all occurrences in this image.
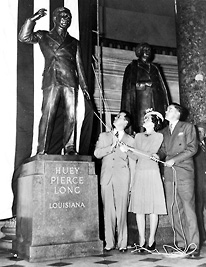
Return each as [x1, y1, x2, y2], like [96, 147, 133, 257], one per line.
[19, 7, 90, 155]
[121, 43, 170, 134]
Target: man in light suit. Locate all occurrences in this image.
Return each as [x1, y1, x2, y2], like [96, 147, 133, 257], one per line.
[194, 122, 206, 246]
[159, 103, 199, 256]
[94, 111, 135, 252]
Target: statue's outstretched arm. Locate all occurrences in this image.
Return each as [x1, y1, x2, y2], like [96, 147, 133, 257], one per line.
[19, 8, 47, 43]
[30, 8, 47, 22]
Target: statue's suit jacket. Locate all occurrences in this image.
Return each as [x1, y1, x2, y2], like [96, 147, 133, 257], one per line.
[19, 19, 88, 92]
[18, 19, 88, 153]
[94, 131, 135, 248]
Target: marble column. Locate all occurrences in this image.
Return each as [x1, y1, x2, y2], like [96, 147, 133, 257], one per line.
[175, 0, 206, 123]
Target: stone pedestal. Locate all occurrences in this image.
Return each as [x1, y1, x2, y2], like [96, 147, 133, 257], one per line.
[0, 217, 16, 250]
[13, 154, 103, 262]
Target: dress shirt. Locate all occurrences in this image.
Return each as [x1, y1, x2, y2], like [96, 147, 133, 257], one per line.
[200, 140, 206, 152]
[169, 120, 178, 134]
[114, 129, 124, 141]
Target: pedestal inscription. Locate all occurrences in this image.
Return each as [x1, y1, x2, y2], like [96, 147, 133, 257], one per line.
[13, 155, 103, 262]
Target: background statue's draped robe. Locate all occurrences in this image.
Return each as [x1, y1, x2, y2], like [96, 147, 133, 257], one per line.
[121, 59, 170, 134]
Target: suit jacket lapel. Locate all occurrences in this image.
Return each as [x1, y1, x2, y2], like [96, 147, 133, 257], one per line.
[58, 33, 74, 50]
[107, 131, 114, 145]
[121, 132, 130, 145]
[166, 121, 182, 150]
[48, 29, 63, 47]
[48, 29, 73, 49]
[171, 121, 181, 136]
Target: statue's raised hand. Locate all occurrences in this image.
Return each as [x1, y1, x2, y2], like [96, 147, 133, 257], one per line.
[30, 8, 47, 22]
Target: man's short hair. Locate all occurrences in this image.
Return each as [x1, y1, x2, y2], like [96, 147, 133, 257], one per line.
[53, 7, 72, 20]
[171, 102, 188, 121]
[120, 110, 132, 129]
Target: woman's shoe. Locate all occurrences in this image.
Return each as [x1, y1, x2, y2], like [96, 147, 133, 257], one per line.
[147, 241, 156, 251]
[139, 242, 147, 253]
[104, 247, 114, 251]
[131, 242, 146, 253]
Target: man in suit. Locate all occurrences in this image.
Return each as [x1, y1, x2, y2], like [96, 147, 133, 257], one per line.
[194, 122, 206, 246]
[159, 103, 199, 256]
[19, 7, 90, 155]
[94, 111, 135, 252]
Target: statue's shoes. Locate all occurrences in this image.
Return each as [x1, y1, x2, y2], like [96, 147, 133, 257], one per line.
[64, 146, 78, 155]
[66, 150, 78, 155]
[37, 151, 47, 155]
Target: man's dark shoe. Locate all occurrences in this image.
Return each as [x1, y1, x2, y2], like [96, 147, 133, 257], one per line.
[119, 247, 127, 253]
[147, 241, 156, 251]
[177, 246, 185, 252]
[187, 248, 200, 257]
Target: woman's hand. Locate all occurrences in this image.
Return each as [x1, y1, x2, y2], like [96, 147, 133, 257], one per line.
[120, 144, 129, 153]
[150, 153, 159, 162]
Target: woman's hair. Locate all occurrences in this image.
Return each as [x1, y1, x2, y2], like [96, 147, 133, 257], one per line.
[151, 114, 163, 131]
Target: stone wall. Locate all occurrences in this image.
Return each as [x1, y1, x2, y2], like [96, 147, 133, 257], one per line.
[101, 7, 176, 48]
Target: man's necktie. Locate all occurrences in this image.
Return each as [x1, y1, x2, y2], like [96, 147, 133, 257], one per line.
[169, 124, 173, 134]
[115, 131, 119, 139]
[200, 141, 206, 152]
